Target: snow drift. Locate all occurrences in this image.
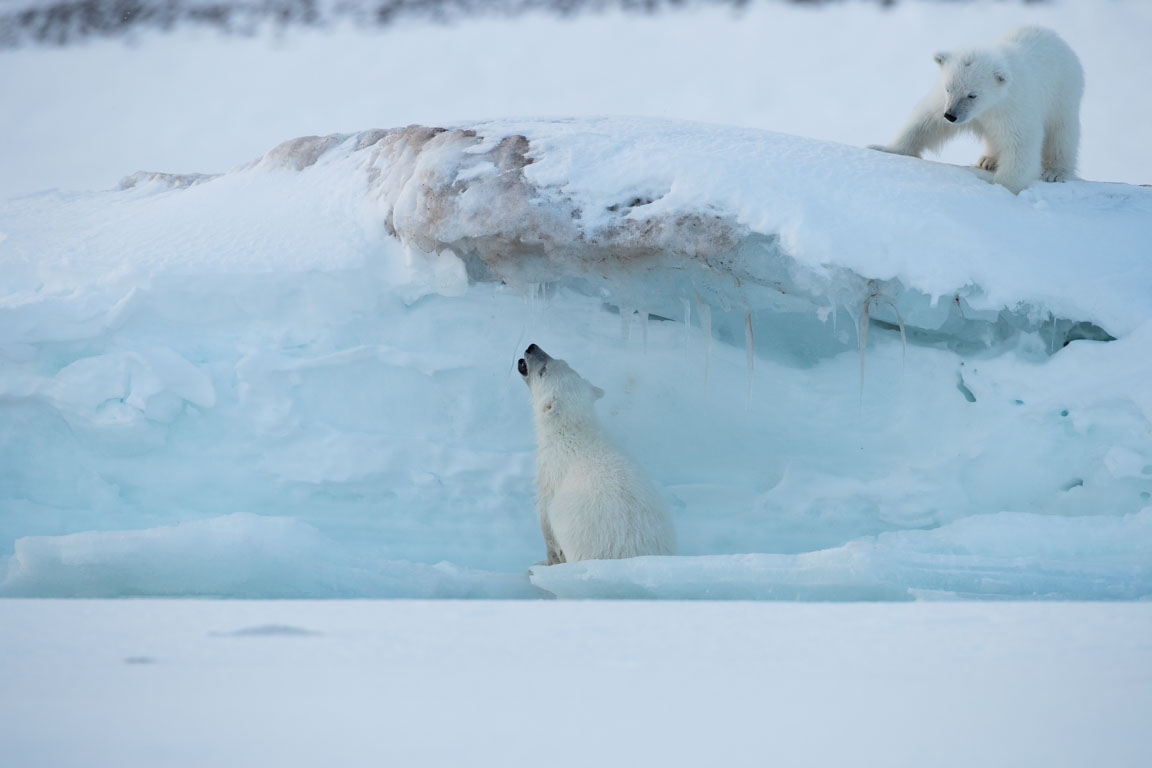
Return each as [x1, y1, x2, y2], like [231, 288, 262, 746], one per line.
[1, 117, 1150, 599]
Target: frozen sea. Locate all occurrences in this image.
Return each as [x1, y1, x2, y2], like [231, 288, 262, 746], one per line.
[2, 600, 1151, 767]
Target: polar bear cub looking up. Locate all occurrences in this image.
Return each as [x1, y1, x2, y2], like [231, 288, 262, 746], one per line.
[518, 344, 675, 564]
[870, 26, 1083, 193]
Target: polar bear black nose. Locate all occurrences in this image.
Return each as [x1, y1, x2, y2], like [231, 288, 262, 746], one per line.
[526, 343, 540, 355]
[944, 112, 957, 123]
[518, 359, 528, 376]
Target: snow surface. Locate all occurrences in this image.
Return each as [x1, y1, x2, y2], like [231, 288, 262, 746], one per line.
[1, 115, 1150, 600]
[2, 600, 1150, 767]
[2, 0, 1151, 200]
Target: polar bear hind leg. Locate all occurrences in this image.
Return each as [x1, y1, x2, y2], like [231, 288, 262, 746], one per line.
[1041, 117, 1079, 183]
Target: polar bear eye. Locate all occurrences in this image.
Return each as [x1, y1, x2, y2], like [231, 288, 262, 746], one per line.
[538, 364, 547, 377]
[968, 93, 977, 99]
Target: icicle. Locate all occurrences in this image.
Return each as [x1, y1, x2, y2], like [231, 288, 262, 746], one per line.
[1049, 313, 1058, 354]
[698, 299, 712, 389]
[745, 310, 755, 404]
[858, 298, 871, 404]
[831, 300, 838, 335]
[896, 308, 907, 369]
[620, 305, 632, 341]
[526, 282, 548, 311]
[681, 297, 692, 356]
[881, 298, 907, 369]
[642, 311, 650, 354]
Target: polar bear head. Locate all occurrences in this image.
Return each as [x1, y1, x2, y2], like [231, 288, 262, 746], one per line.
[518, 344, 604, 425]
[933, 49, 1009, 125]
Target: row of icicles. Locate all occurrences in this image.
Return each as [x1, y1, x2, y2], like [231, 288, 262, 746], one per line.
[524, 280, 907, 404]
[620, 283, 905, 404]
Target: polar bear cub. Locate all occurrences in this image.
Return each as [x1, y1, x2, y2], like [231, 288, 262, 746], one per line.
[871, 26, 1083, 193]
[518, 344, 675, 564]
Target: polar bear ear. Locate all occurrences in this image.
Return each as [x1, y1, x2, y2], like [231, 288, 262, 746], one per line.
[933, 51, 950, 66]
[994, 71, 1008, 84]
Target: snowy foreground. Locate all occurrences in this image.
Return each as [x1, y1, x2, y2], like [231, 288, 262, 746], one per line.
[1, 116, 1150, 600]
[1, 600, 1150, 767]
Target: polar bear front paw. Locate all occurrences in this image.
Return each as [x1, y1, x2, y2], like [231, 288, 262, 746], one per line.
[975, 155, 999, 172]
[1041, 167, 1072, 183]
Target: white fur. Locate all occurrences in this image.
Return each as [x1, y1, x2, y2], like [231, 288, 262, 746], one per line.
[870, 26, 1084, 193]
[518, 345, 675, 564]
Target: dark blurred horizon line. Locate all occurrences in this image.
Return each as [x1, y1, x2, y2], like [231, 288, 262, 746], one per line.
[0, 0, 1049, 50]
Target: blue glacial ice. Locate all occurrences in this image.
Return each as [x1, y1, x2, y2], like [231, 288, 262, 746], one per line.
[1, 117, 1150, 599]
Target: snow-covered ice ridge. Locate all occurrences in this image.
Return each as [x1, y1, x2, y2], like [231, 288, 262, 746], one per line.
[2, 117, 1151, 599]
[118, 118, 1147, 343]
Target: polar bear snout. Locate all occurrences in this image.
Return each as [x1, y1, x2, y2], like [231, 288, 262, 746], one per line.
[525, 343, 552, 361]
[943, 101, 971, 124]
[521, 343, 554, 380]
[520, 344, 555, 384]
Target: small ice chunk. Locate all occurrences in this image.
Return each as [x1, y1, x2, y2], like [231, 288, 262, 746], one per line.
[433, 249, 468, 298]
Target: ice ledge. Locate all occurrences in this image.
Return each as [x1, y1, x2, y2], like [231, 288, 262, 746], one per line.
[5, 511, 1148, 600]
[528, 510, 1152, 601]
[0, 514, 547, 599]
[129, 117, 1152, 350]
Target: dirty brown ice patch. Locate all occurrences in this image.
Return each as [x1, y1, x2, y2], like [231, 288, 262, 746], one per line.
[362, 125, 767, 309]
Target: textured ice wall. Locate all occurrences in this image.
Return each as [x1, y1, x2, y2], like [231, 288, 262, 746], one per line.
[2, 118, 1151, 598]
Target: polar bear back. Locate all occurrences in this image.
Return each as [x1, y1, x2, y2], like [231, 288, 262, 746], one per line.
[545, 443, 675, 562]
[992, 26, 1083, 124]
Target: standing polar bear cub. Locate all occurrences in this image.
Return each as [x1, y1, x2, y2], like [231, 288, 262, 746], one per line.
[871, 26, 1083, 193]
[518, 344, 675, 564]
